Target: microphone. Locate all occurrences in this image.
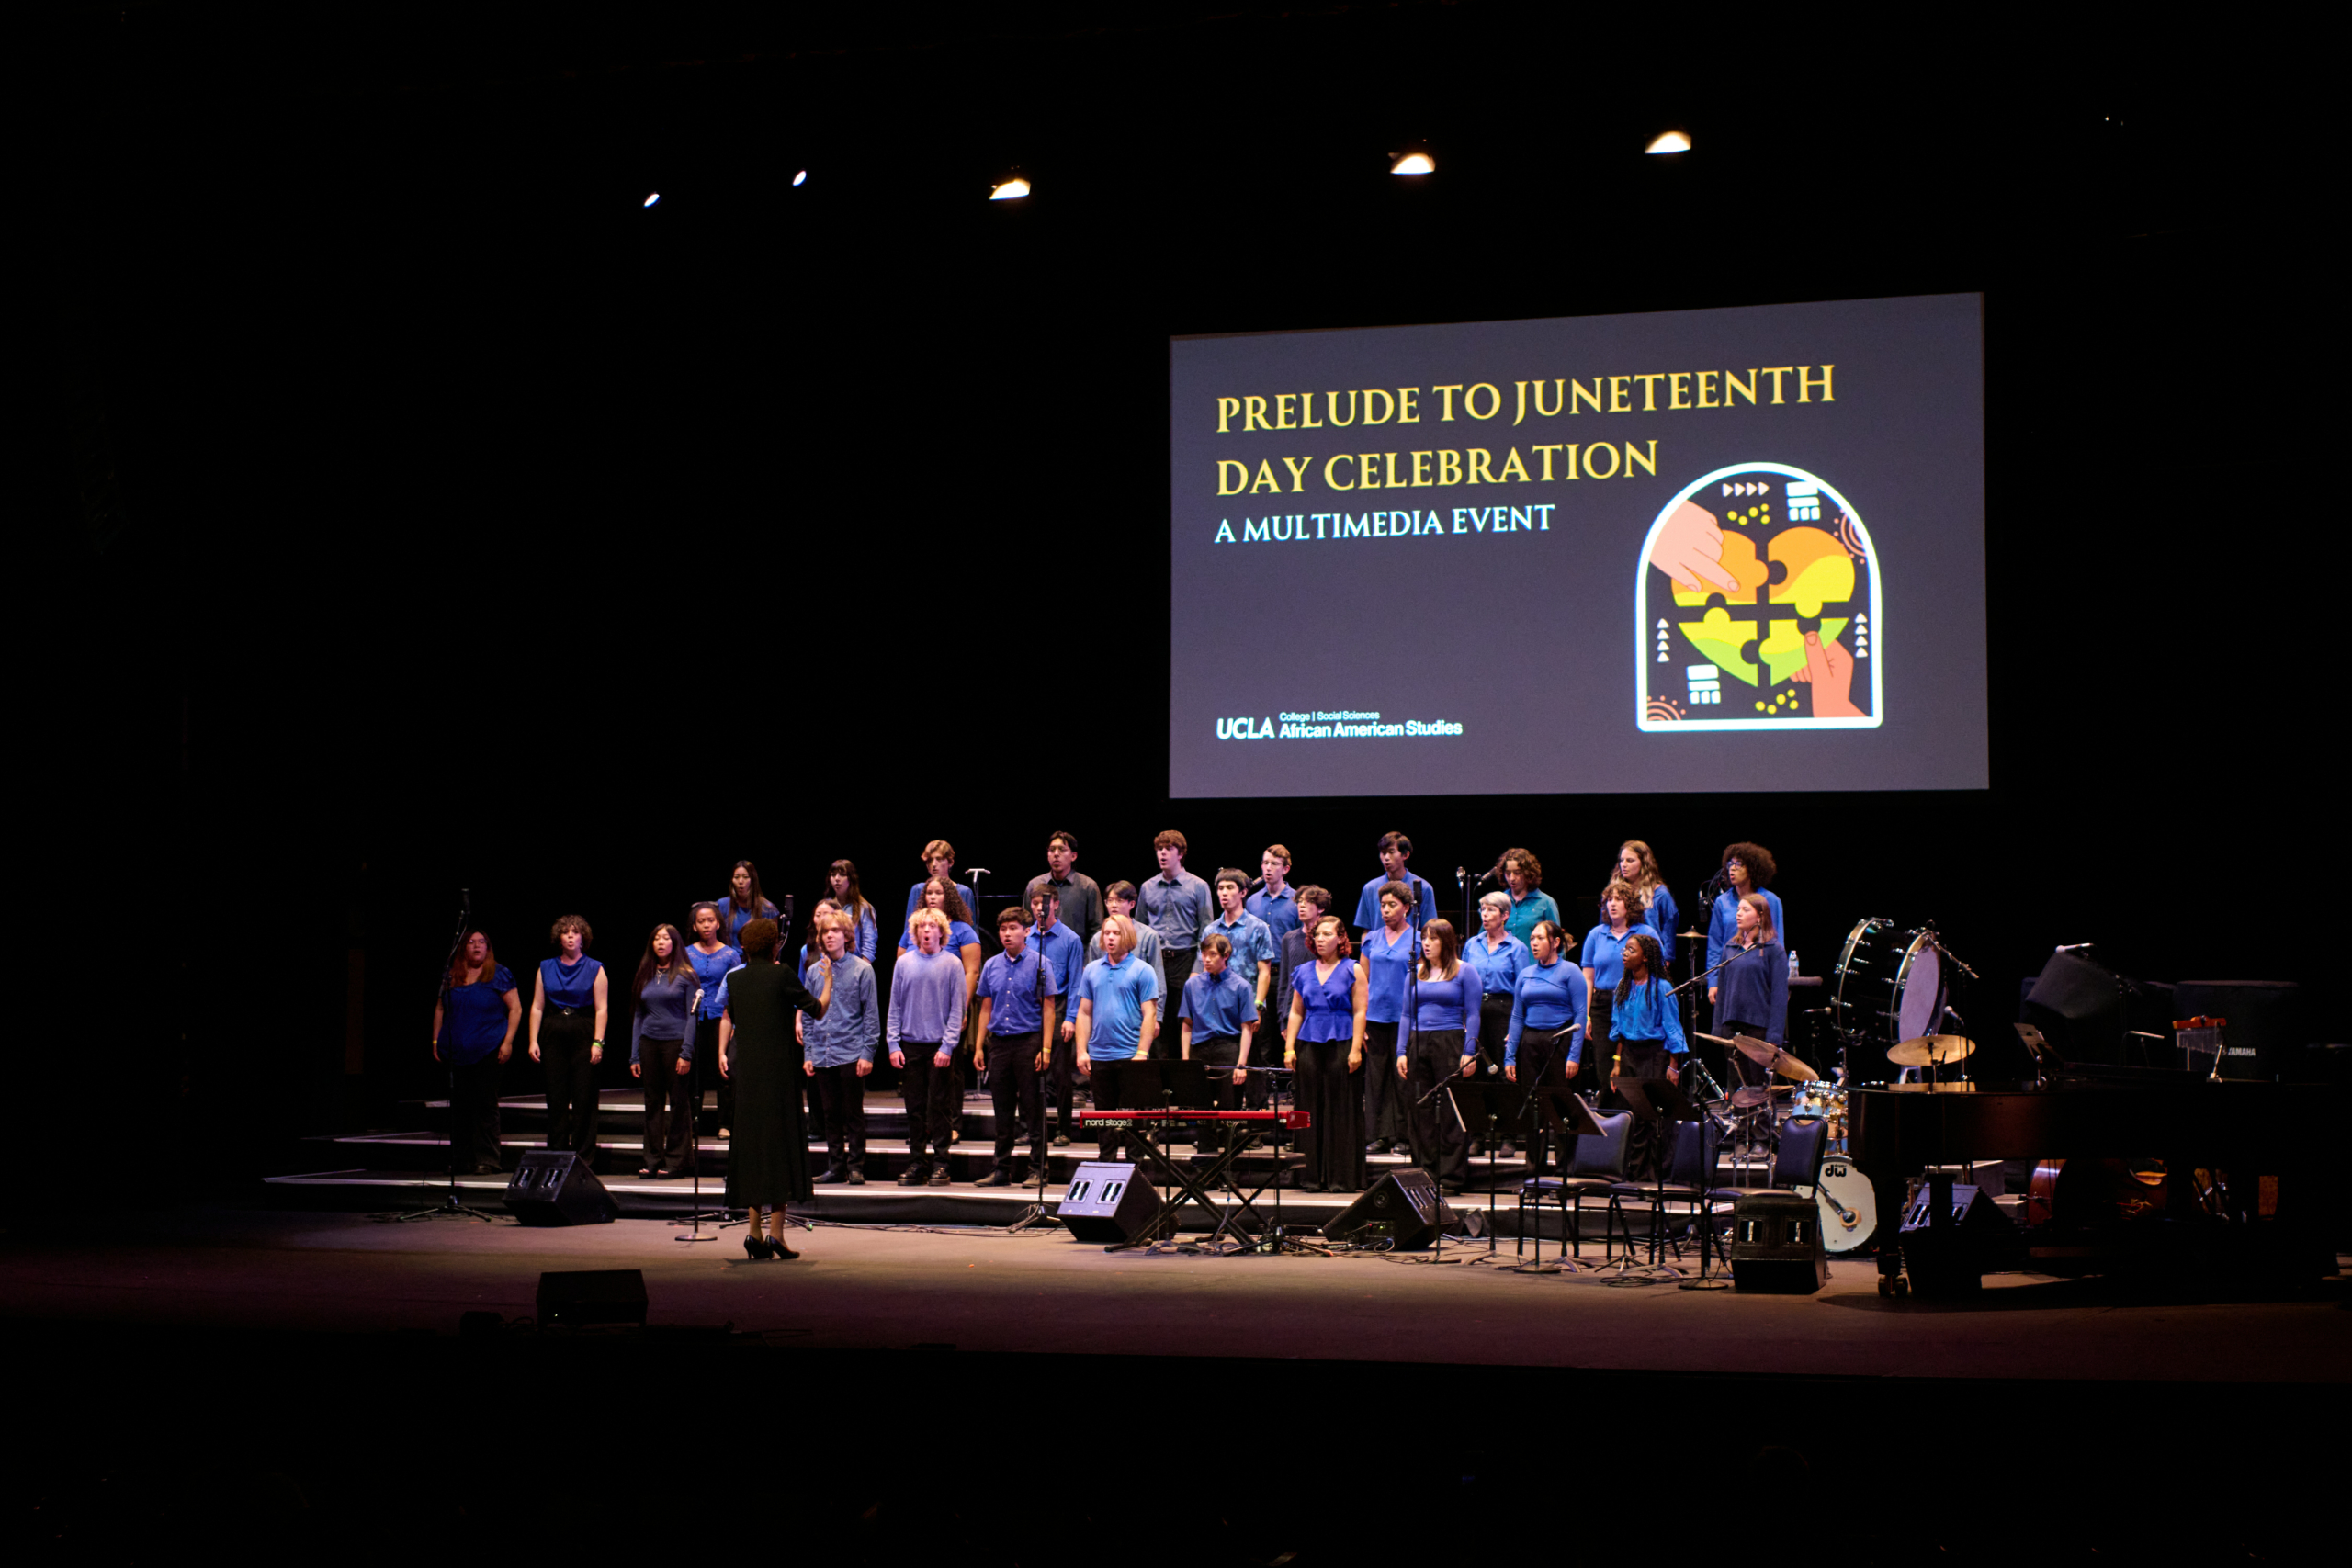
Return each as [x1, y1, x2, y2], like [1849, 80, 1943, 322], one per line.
[2054, 942, 2094, 953]
[966, 867, 992, 877]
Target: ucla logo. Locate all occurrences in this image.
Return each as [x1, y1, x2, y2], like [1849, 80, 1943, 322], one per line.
[1216, 716, 1274, 739]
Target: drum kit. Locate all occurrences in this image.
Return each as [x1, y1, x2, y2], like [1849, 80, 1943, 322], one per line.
[1678, 917, 1986, 1256]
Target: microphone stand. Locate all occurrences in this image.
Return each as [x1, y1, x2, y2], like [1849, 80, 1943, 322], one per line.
[398, 889, 498, 1222]
[675, 982, 734, 1242]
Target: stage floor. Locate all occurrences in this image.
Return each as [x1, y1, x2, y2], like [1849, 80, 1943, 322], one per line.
[6, 1206, 2345, 1384]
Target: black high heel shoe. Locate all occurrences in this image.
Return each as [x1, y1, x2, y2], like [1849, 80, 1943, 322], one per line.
[743, 1233, 773, 1260]
[768, 1233, 800, 1260]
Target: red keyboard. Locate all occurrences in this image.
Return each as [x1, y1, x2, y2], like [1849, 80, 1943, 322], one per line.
[1077, 1109, 1310, 1129]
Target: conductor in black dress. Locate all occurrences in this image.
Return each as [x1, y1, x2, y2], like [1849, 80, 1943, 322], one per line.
[717, 917, 834, 1259]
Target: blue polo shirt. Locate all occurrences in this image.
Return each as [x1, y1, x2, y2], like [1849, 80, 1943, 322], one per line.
[1205, 909, 1280, 993]
[1076, 952, 1160, 1059]
[1463, 931, 1531, 998]
[1179, 966, 1260, 1041]
[1355, 872, 1437, 931]
[1580, 921, 1658, 994]
[1506, 958, 1589, 1066]
[1359, 923, 1417, 1025]
[1707, 888, 1785, 976]
[1245, 885, 1301, 940]
[904, 879, 977, 921]
[976, 947, 1057, 1036]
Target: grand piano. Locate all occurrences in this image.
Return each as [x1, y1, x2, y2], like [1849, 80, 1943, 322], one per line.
[1849, 1074, 2338, 1278]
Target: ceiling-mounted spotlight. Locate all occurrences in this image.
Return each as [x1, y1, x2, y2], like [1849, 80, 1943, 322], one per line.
[642, 192, 662, 208]
[989, 171, 1031, 200]
[1645, 130, 1691, 155]
[1390, 149, 1435, 176]
[792, 170, 808, 187]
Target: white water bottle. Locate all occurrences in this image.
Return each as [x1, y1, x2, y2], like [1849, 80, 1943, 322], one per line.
[1787, 950, 1800, 980]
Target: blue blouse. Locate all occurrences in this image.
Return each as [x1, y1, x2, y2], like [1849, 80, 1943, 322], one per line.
[539, 956, 602, 1010]
[687, 943, 741, 1020]
[1506, 959, 1589, 1065]
[1464, 931, 1531, 998]
[1359, 924, 1417, 1025]
[1290, 958, 1361, 1044]
[440, 965, 517, 1063]
[630, 969, 695, 1064]
[1611, 976, 1689, 1055]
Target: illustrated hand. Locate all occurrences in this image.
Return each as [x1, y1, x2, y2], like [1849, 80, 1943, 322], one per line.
[1649, 501, 1743, 594]
[1793, 630, 1862, 718]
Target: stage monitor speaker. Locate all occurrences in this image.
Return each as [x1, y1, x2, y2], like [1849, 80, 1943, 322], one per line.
[2024, 951, 2123, 1064]
[537, 1269, 646, 1329]
[1055, 1161, 1162, 1244]
[1321, 1168, 1453, 1250]
[503, 1151, 618, 1226]
[1898, 1178, 2012, 1294]
[1730, 1190, 1828, 1293]
[2172, 980, 2301, 1080]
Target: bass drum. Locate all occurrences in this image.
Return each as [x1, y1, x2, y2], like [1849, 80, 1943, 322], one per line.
[1814, 1155, 1878, 1254]
[1831, 919, 1947, 1079]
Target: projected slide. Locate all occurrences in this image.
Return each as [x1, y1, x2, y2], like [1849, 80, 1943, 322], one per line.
[1167, 294, 1986, 797]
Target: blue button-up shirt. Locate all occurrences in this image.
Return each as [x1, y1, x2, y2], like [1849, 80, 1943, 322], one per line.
[1245, 885, 1300, 940]
[1139, 869, 1215, 952]
[1610, 975, 1688, 1055]
[1179, 967, 1259, 1041]
[1206, 909, 1280, 996]
[1464, 931, 1531, 998]
[1077, 953, 1159, 1059]
[1640, 886, 1680, 965]
[802, 956, 879, 1068]
[1028, 920, 1085, 1004]
[976, 947, 1057, 1036]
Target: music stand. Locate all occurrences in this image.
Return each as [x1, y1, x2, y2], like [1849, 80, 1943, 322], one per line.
[1616, 1076, 1709, 1269]
[1448, 1079, 1510, 1259]
[1517, 1089, 1605, 1273]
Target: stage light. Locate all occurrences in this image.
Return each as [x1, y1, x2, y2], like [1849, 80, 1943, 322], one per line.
[792, 170, 807, 186]
[1645, 131, 1691, 154]
[642, 191, 662, 207]
[989, 175, 1031, 200]
[1390, 151, 1435, 175]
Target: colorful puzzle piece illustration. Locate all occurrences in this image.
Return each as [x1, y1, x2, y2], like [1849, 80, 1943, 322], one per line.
[1677, 607, 1758, 685]
[1765, 526, 1853, 617]
[1758, 617, 1849, 685]
[1668, 529, 1763, 610]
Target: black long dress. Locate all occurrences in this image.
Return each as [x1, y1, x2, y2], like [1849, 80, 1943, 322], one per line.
[723, 961, 820, 1209]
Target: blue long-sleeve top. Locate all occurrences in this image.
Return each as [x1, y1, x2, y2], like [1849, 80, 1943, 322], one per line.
[802, 956, 879, 1068]
[1463, 931, 1531, 998]
[1713, 939, 1789, 1046]
[1401, 968, 1481, 1056]
[904, 879, 977, 921]
[1707, 888, 1785, 976]
[886, 948, 967, 1049]
[1505, 958, 1588, 1066]
[630, 969, 695, 1064]
[721, 898, 777, 945]
[1610, 975, 1688, 1055]
[846, 904, 878, 962]
[687, 942, 741, 1020]
[1641, 886, 1680, 964]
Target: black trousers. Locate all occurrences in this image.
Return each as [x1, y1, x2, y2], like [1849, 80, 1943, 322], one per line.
[1405, 1029, 1471, 1184]
[1047, 1021, 1080, 1134]
[899, 1043, 954, 1162]
[812, 1061, 868, 1169]
[986, 1031, 1046, 1173]
[447, 1052, 504, 1172]
[637, 1036, 693, 1171]
[1721, 1017, 1771, 1090]
[1361, 1020, 1406, 1145]
[1086, 1057, 1139, 1161]
[1476, 995, 1518, 1147]
[683, 1015, 720, 1170]
[1615, 1038, 1674, 1181]
[1162, 947, 1197, 1002]
[539, 1006, 597, 1156]
[1193, 1033, 1244, 1149]
[1514, 1026, 1576, 1174]
[1295, 1036, 1365, 1190]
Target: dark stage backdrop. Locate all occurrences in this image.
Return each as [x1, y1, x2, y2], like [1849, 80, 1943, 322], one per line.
[33, 10, 2327, 1190]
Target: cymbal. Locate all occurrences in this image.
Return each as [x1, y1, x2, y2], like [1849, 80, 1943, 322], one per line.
[1679, 930, 1706, 941]
[1887, 1033, 1975, 1067]
[1773, 1051, 1820, 1083]
[1728, 1087, 1776, 1108]
[1730, 1033, 1780, 1066]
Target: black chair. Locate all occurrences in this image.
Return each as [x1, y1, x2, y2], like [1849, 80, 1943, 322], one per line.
[1517, 1110, 1632, 1263]
[1770, 1116, 1827, 1190]
[1606, 1115, 1725, 1265]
